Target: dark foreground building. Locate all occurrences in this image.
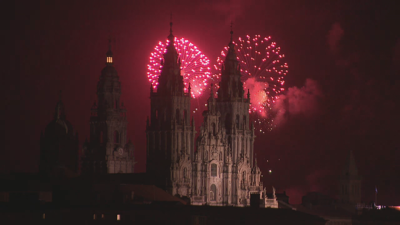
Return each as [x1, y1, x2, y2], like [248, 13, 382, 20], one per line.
[1, 204, 327, 225]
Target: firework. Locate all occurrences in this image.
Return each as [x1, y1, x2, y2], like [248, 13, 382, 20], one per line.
[214, 35, 289, 132]
[147, 37, 212, 98]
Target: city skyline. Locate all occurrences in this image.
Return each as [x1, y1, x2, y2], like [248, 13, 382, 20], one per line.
[6, 0, 400, 205]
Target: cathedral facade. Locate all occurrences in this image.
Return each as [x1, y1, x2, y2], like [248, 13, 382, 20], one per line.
[146, 24, 277, 207]
[80, 43, 135, 174]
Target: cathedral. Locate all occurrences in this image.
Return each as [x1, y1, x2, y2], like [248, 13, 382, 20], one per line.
[39, 22, 277, 207]
[146, 23, 277, 207]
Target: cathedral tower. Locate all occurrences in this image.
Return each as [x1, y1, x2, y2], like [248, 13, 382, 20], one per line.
[338, 150, 362, 204]
[81, 41, 135, 174]
[192, 29, 274, 207]
[40, 92, 79, 179]
[146, 22, 196, 196]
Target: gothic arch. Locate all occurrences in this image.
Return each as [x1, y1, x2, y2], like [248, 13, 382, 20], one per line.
[210, 184, 217, 201]
[211, 164, 217, 177]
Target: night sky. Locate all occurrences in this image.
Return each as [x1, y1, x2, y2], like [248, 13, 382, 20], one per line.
[6, 0, 400, 204]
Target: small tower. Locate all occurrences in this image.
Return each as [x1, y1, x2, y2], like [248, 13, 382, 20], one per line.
[39, 91, 79, 180]
[338, 150, 362, 204]
[81, 40, 135, 174]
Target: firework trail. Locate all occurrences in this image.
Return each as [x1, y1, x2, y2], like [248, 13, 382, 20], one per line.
[213, 35, 289, 133]
[147, 37, 212, 98]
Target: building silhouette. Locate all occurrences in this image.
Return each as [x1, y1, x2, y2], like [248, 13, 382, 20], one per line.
[39, 93, 79, 179]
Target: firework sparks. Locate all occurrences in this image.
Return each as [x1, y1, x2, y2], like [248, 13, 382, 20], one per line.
[214, 35, 289, 133]
[147, 37, 212, 98]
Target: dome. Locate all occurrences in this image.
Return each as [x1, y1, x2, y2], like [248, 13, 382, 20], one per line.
[44, 118, 74, 137]
[101, 65, 118, 78]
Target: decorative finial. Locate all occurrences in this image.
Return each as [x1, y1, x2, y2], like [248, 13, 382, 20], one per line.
[230, 21, 233, 43]
[106, 38, 113, 64]
[170, 13, 173, 35]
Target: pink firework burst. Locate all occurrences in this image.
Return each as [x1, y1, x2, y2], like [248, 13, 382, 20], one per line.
[147, 37, 212, 98]
[214, 35, 289, 133]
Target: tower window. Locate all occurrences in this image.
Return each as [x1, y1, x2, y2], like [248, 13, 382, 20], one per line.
[243, 116, 246, 129]
[107, 56, 113, 63]
[225, 113, 231, 129]
[212, 123, 216, 135]
[211, 164, 217, 177]
[183, 167, 187, 178]
[114, 131, 120, 144]
[210, 184, 217, 201]
[176, 109, 180, 122]
[236, 115, 240, 129]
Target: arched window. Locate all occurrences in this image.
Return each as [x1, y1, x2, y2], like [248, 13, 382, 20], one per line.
[242, 171, 246, 182]
[100, 131, 104, 143]
[211, 164, 217, 177]
[225, 113, 231, 129]
[183, 167, 187, 178]
[210, 184, 217, 201]
[219, 152, 222, 161]
[236, 115, 240, 128]
[183, 109, 187, 123]
[176, 109, 180, 122]
[243, 115, 246, 129]
[114, 131, 119, 144]
[212, 122, 216, 135]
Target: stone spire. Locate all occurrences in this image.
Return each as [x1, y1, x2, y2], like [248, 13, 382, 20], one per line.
[343, 150, 358, 176]
[218, 25, 244, 101]
[54, 90, 65, 120]
[157, 20, 184, 96]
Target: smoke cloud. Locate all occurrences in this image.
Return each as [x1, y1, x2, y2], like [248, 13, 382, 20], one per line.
[273, 79, 323, 126]
[244, 77, 268, 117]
[327, 22, 344, 55]
[207, 0, 248, 24]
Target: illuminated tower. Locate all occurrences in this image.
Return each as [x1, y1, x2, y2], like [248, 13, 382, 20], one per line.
[338, 150, 362, 204]
[39, 92, 79, 179]
[192, 29, 275, 207]
[81, 41, 135, 174]
[146, 22, 196, 196]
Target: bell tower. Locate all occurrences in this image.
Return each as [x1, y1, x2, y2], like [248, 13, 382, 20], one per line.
[146, 22, 196, 196]
[81, 40, 135, 174]
[338, 150, 362, 204]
